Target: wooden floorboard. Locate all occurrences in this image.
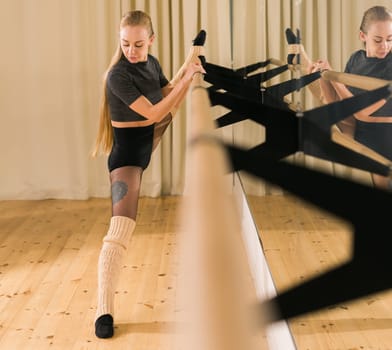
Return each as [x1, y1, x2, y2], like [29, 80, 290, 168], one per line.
[248, 194, 392, 350]
[0, 197, 183, 350]
[0, 196, 268, 350]
[2, 195, 391, 349]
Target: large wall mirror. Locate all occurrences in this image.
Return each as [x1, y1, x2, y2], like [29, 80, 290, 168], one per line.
[227, 0, 392, 348]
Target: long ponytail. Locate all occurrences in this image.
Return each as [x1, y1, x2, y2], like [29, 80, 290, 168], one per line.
[91, 45, 122, 157]
[91, 10, 154, 157]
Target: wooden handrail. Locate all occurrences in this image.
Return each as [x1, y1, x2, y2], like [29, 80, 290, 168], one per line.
[321, 70, 390, 90]
[176, 72, 266, 350]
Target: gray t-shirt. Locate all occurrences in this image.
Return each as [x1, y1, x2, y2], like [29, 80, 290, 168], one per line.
[344, 50, 392, 159]
[107, 54, 169, 122]
[344, 49, 392, 116]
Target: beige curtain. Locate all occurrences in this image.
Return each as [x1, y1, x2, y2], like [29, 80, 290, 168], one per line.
[1, 0, 390, 199]
[232, 0, 392, 195]
[0, 0, 230, 199]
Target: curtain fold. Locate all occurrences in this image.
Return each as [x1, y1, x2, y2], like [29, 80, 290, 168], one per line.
[1, 0, 111, 199]
[0, 0, 230, 199]
[1, 0, 390, 199]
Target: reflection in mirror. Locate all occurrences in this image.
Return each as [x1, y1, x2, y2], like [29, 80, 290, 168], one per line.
[230, 0, 303, 196]
[229, 0, 392, 193]
[227, 0, 392, 348]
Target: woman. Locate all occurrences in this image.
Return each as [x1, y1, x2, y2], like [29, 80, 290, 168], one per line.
[92, 10, 205, 338]
[309, 6, 392, 189]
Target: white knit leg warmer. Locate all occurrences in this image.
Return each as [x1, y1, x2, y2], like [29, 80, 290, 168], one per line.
[96, 216, 136, 319]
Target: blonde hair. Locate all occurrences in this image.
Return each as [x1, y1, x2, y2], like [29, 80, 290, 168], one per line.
[92, 10, 154, 157]
[360, 6, 392, 34]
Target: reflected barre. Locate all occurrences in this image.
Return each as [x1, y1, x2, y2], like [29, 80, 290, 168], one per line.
[204, 60, 392, 178]
[321, 69, 390, 91]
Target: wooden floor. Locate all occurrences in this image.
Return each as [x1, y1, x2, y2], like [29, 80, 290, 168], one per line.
[248, 194, 392, 350]
[0, 197, 184, 350]
[1, 195, 392, 349]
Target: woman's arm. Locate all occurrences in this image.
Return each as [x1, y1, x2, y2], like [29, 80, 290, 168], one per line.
[311, 60, 391, 121]
[308, 60, 340, 104]
[162, 82, 189, 116]
[129, 61, 205, 123]
[161, 84, 173, 97]
[330, 80, 388, 120]
[166, 40, 206, 116]
[170, 45, 205, 87]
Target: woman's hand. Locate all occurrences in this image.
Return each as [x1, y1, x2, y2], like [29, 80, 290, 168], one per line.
[308, 59, 332, 74]
[183, 62, 206, 82]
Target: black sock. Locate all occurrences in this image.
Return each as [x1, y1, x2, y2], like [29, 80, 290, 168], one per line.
[95, 314, 114, 339]
[193, 29, 206, 45]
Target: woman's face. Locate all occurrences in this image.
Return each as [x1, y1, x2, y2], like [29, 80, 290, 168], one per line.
[360, 20, 392, 58]
[120, 25, 154, 63]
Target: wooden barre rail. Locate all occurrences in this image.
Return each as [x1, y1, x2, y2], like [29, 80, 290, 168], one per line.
[321, 70, 390, 90]
[268, 57, 286, 67]
[176, 72, 268, 350]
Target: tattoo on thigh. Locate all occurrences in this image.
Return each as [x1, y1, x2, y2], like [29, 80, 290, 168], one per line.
[111, 181, 128, 205]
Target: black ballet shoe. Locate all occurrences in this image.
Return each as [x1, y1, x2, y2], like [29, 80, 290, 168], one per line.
[285, 28, 301, 65]
[95, 314, 114, 339]
[285, 28, 297, 44]
[193, 29, 206, 46]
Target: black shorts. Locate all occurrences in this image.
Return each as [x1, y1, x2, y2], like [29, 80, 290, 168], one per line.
[354, 120, 392, 161]
[108, 125, 155, 172]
